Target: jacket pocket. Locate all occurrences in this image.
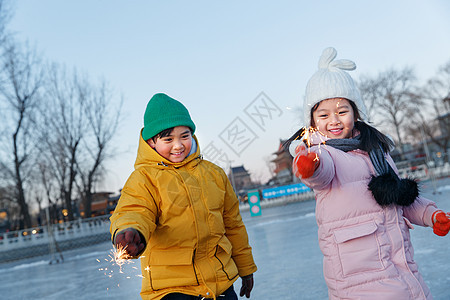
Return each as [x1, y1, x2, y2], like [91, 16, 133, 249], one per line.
[214, 236, 239, 281]
[333, 221, 384, 277]
[148, 248, 198, 290]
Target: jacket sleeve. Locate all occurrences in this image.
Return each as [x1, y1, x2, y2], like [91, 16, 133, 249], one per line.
[221, 171, 257, 277]
[386, 155, 438, 227]
[403, 196, 437, 227]
[110, 169, 158, 248]
[300, 146, 335, 191]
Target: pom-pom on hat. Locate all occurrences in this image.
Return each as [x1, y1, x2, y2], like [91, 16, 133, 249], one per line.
[304, 47, 368, 126]
[142, 93, 196, 140]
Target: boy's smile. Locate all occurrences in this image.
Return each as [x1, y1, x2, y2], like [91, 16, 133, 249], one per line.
[147, 126, 193, 163]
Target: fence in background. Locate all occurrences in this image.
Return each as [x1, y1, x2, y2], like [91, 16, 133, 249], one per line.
[0, 192, 316, 264]
[2, 164, 447, 264]
[398, 163, 450, 181]
[0, 215, 111, 263]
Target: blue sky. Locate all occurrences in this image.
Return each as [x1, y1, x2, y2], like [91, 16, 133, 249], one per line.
[7, 0, 450, 192]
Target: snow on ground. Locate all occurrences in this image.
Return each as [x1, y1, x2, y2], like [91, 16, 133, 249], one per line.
[1, 178, 449, 300]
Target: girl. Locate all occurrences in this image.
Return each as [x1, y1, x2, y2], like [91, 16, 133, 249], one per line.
[287, 47, 450, 300]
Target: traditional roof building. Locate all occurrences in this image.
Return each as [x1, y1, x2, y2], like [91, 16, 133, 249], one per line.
[269, 140, 296, 185]
[228, 165, 253, 193]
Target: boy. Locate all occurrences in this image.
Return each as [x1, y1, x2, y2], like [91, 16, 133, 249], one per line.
[110, 93, 257, 300]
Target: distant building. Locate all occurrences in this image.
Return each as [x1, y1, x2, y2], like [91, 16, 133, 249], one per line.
[107, 192, 121, 214]
[228, 165, 253, 193]
[79, 192, 115, 217]
[269, 140, 295, 185]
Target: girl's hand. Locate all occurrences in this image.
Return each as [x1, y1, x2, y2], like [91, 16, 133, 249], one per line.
[292, 145, 319, 179]
[432, 210, 450, 236]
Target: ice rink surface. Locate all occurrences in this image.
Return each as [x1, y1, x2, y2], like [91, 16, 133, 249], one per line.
[1, 178, 449, 300]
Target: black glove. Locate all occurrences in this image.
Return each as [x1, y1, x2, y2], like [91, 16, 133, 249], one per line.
[114, 228, 145, 257]
[239, 274, 254, 298]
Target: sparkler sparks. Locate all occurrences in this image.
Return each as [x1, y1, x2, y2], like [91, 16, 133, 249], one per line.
[95, 246, 146, 292]
[289, 126, 329, 165]
[294, 126, 327, 151]
[108, 245, 133, 274]
[96, 246, 137, 279]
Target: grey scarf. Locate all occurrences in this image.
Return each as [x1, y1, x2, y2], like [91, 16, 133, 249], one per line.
[325, 136, 418, 207]
[325, 136, 390, 176]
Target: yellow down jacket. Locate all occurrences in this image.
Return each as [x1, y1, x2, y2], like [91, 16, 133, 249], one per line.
[110, 134, 257, 300]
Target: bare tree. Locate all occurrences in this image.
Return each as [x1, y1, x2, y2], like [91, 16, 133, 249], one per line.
[76, 79, 122, 218]
[0, 0, 12, 45]
[366, 67, 419, 157]
[358, 74, 383, 126]
[41, 64, 87, 221]
[0, 41, 44, 229]
[417, 60, 450, 162]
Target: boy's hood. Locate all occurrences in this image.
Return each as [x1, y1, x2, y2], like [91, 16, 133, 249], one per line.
[134, 129, 201, 170]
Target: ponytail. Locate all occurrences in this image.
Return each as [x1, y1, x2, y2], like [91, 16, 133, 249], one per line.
[354, 121, 394, 154]
[282, 127, 307, 152]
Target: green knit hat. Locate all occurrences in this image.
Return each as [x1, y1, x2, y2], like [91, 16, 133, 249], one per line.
[142, 93, 196, 140]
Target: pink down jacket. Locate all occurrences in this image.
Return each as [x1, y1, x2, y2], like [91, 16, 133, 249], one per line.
[300, 141, 438, 300]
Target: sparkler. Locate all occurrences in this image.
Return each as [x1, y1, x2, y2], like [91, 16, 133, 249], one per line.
[109, 244, 133, 273]
[290, 126, 327, 154]
[96, 245, 143, 281]
[95, 246, 147, 293]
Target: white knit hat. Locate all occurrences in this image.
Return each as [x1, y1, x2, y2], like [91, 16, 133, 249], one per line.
[303, 47, 367, 126]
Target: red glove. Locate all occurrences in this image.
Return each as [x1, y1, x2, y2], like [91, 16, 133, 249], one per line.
[240, 274, 254, 298]
[432, 210, 450, 236]
[114, 228, 146, 257]
[292, 145, 319, 179]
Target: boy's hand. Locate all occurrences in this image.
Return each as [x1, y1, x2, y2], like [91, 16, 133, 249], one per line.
[432, 210, 450, 236]
[239, 274, 254, 298]
[292, 145, 319, 179]
[114, 228, 146, 257]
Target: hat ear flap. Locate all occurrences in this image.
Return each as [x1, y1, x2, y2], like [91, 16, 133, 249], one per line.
[330, 59, 356, 71]
[318, 47, 337, 69]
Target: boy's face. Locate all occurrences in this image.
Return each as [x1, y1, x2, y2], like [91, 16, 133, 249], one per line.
[147, 126, 193, 163]
[312, 98, 356, 139]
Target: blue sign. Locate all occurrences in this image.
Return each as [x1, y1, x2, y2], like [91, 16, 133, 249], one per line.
[262, 183, 311, 199]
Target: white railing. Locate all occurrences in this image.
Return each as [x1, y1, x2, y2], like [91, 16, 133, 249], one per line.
[0, 215, 111, 252]
[398, 163, 450, 181]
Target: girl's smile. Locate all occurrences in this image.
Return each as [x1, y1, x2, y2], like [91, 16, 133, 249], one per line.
[312, 98, 356, 139]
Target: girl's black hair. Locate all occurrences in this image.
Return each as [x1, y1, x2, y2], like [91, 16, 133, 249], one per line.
[354, 121, 393, 153]
[283, 99, 394, 153]
[282, 127, 307, 151]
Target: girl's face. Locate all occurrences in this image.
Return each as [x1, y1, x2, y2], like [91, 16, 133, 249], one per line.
[312, 98, 356, 139]
[147, 126, 192, 163]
